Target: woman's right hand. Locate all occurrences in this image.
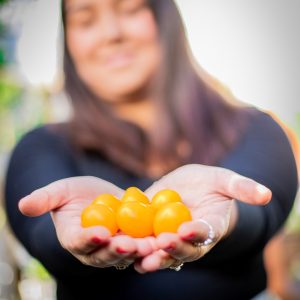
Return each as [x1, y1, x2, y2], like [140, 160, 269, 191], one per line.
[18, 176, 157, 269]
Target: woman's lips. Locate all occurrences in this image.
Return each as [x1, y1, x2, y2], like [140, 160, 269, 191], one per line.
[104, 53, 134, 69]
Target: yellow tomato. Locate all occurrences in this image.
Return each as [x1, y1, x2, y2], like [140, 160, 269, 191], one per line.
[81, 204, 118, 235]
[151, 189, 182, 211]
[116, 202, 154, 238]
[92, 194, 121, 214]
[153, 202, 192, 236]
[121, 187, 150, 204]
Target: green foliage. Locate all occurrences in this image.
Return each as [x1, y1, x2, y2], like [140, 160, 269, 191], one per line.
[286, 199, 300, 234]
[0, 77, 22, 112]
[0, 17, 5, 34]
[0, 0, 9, 67]
[0, 48, 5, 67]
[23, 258, 52, 281]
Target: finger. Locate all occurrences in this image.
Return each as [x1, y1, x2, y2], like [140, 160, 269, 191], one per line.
[135, 236, 158, 257]
[188, 205, 232, 242]
[19, 176, 123, 216]
[133, 258, 145, 274]
[156, 233, 200, 261]
[145, 165, 272, 205]
[134, 250, 170, 273]
[215, 168, 272, 205]
[88, 235, 137, 266]
[178, 219, 216, 244]
[133, 237, 159, 272]
[110, 235, 137, 257]
[60, 226, 111, 255]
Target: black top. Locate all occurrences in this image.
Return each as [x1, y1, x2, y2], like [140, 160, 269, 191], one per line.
[4, 110, 298, 300]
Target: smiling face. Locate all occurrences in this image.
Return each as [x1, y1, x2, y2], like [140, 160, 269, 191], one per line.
[64, 0, 161, 103]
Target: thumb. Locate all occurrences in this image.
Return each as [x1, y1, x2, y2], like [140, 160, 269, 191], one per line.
[19, 176, 124, 217]
[216, 167, 272, 205]
[19, 189, 56, 217]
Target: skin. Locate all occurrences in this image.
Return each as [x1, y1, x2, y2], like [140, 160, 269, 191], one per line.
[65, 0, 170, 176]
[65, 0, 161, 130]
[19, 165, 272, 273]
[19, 0, 273, 273]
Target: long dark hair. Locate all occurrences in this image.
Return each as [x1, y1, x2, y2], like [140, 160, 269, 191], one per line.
[61, 0, 253, 177]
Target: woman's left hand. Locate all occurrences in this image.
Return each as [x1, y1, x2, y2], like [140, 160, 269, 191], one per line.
[134, 164, 272, 273]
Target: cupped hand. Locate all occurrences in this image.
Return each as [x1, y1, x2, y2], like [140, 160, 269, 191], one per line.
[134, 164, 272, 273]
[19, 176, 157, 269]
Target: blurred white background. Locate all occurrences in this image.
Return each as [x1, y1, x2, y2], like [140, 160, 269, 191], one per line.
[176, 0, 300, 127]
[12, 0, 300, 127]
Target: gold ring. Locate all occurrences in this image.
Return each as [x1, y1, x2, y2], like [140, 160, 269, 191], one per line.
[169, 260, 184, 271]
[114, 262, 130, 270]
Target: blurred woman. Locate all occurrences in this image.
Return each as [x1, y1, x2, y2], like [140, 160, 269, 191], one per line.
[5, 0, 298, 299]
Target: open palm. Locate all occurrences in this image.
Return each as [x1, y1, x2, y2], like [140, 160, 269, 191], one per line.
[134, 164, 272, 272]
[19, 176, 156, 269]
[19, 164, 271, 272]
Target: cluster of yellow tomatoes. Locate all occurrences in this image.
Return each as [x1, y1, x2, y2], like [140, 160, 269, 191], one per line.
[81, 187, 192, 238]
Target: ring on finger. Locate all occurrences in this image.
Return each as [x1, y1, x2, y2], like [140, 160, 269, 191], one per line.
[193, 219, 216, 247]
[169, 260, 184, 271]
[114, 262, 130, 270]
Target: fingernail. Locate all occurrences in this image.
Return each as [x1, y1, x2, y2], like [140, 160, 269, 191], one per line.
[182, 233, 196, 240]
[256, 185, 272, 203]
[91, 237, 104, 244]
[164, 247, 174, 252]
[164, 242, 176, 252]
[116, 247, 129, 254]
[256, 184, 270, 195]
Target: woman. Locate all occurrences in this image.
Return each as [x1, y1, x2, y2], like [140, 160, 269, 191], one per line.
[5, 0, 298, 299]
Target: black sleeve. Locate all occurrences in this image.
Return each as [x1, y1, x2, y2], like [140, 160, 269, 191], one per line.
[203, 112, 299, 264]
[4, 114, 299, 273]
[4, 126, 99, 279]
